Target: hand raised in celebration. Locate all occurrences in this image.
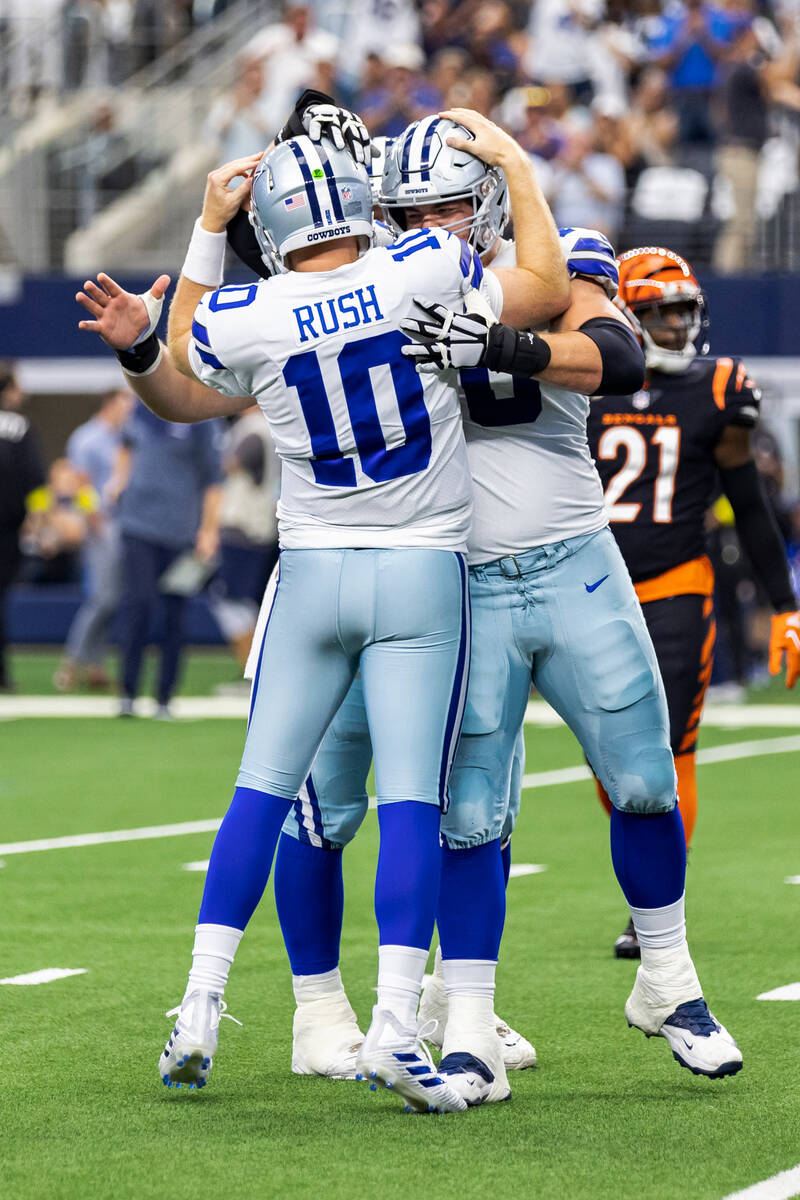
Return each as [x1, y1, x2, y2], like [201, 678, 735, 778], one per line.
[302, 103, 373, 164]
[200, 153, 264, 234]
[76, 272, 171, 350]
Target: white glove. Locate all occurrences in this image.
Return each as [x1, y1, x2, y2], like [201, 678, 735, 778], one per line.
[400, 297, 491, 371]
[302, 103, 373, 164]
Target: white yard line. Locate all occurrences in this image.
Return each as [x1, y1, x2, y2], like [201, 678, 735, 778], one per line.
[0, 968, 86, 986]
[0, 733, 797, 859]
[785, 876, 800, 885]
[508, 863, 547, 878]
[2, 694, 800, 728]
[721, 1164, 800, 1200]
[756, 983, 800, 1001]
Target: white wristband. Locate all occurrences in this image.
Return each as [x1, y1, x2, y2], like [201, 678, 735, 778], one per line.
[181, 218, 227, 287]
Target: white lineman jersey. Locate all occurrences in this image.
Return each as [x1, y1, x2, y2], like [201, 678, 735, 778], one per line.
[462, 235, 608, 564]
[188, 227, 495, 552]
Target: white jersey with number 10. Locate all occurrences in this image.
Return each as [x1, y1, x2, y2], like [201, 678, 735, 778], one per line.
[188, 227, 502, 552]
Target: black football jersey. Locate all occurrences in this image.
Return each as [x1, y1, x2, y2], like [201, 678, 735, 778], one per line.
[587, 356, 760, 583]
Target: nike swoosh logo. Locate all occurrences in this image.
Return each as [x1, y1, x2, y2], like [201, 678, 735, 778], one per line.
[585, 575, 610, 593]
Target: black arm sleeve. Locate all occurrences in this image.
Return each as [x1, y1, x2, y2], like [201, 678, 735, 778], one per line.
[719, 459, 796, 612]
[578, 317, 646, 396]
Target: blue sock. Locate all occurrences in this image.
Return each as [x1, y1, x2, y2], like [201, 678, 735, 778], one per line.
[501, 839, 511, 888]
[610, 807, 686, 909]
[274, 833, 344, 975]
[375, 801, 441, 950]
[198, 786, 291, 928]
[438, 838, 506, 960]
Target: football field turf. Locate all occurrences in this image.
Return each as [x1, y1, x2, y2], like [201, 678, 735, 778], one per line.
[2, 669, 799, 1198]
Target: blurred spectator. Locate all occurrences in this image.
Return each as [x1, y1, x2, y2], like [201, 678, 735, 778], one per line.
[523, 0, 605, 102]
[54, 387, 134, 693]
[114, 403, 223, 719]
[713, 18, 780, 271]
[0, 364, 45, 691]
[208, 408, 279, 672]
[20, 458, 97, 584]
[358, 42, 442, 136]
[205, 53, 272, 162]
[1, 0, 61, 113]
[500, 85, 568, 161]
[56, 102, 140, 226]
[245, 5, 340, 120]
[467, 1, 518, 96]
[628, 67, 680, 168]
[549, 127, 626, 242]
[337, 0, 421, 92]
[591, 93, 647, 198]
[646, 0, 741, 152]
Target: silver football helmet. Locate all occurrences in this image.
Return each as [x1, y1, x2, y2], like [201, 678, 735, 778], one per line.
[379, 116, 509, 254]
[250, 135, 373, 274]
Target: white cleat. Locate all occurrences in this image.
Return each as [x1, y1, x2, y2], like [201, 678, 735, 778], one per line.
[438, 1027, 511, 1105]
[356, 1007, 468, 1114]
[418, 972, 536, 1070]
[626, 968, 742, 1079]
[158, 988, 241, 1091]
[291, 992, 364, 1079]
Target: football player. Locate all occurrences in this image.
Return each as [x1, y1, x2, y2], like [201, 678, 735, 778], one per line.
[263, 113, 742, 1100]
[76, 115, 571, 1114]
[586, 246, 800, 958]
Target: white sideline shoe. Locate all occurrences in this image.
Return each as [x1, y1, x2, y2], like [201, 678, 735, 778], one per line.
[626, 967, 742, 1079]
[439, 1025, 511, 1105]
[356, 1007, 467, 1114]
[159, 988, 241, 1090]
[418, 972, 537, 1070]
[291, 992, 364, 1079]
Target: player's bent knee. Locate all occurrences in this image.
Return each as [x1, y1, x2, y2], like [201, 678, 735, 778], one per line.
[609, 741, 677, 814]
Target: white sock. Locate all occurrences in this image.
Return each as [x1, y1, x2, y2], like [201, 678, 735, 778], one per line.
[377, 945, 429, 1027]
[630, 894, 686, 952]
[186, 923, 243, 995]
[441, 958, 497, 1034]
[292, 967, 346, 1006]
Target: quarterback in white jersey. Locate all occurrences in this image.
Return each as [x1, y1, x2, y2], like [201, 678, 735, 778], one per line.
[75, 112, 573, 1114]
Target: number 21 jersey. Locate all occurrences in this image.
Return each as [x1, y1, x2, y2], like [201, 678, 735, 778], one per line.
[188, 228, 497, 552]
[587, 356, 760, 584]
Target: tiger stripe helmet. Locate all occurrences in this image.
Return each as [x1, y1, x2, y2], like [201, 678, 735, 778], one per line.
[615, 246, 708, 373]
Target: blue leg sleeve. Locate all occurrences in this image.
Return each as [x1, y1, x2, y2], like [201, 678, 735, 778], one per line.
[375, 801, 441, 950]
[274, 832, 344, 976]
[501, 839, 511, 888]
[438, 838, 506, 961]
[198, 786, 291, 929]
[610, 807, 686, 909]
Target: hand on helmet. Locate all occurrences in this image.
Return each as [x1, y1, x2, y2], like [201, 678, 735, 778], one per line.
[201, 154, 263, 233]
[440, 107, 523, 169]
[302, 103, 373, 164]
[400, 297, 491, 371]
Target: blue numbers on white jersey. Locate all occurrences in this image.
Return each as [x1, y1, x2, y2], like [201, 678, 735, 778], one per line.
[208, 284, 259, 311]
[460, 368, 543, 427]
[391, 229, 442, 261]
[284, 330, 432, 486]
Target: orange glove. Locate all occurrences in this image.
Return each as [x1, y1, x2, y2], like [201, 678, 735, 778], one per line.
[769, 611, 800, 688]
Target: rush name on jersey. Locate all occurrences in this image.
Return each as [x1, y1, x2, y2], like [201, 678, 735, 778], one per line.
[587, 356, 760, 583]
[188, 227, 498, 551]
[461, 235, 609, 564]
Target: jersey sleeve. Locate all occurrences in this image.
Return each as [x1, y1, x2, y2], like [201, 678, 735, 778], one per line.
[187, 287, 255, 399]
[558, 226, 619, 297]
[478, 269, 504, 319]
[713, 357, 761, 429]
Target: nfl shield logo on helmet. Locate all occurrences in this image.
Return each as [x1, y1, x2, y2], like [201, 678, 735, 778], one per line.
[341, 186, 353, 201]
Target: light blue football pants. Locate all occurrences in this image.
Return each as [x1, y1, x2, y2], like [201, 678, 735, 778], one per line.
[281, 527, 676, 849]
[238, 547, 469, 807]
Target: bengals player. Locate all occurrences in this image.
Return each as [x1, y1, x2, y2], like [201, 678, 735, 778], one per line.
[587, 246, 800, 957]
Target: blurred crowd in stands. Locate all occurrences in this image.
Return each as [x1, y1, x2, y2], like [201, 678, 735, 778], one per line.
[5, 1, 800, 269]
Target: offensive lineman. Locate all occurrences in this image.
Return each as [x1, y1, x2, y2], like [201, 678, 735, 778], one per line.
[587, 247, 800, 957]
[261, 111, 743, 1102]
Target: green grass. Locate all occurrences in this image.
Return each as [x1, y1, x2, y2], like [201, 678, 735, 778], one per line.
[2, 712, 799, 1199]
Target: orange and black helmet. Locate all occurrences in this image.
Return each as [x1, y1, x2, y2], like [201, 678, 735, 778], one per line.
[615, 246, 709, 371]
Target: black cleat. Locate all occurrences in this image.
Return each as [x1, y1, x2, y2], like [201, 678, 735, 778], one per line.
[614, 917, 640, 959]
